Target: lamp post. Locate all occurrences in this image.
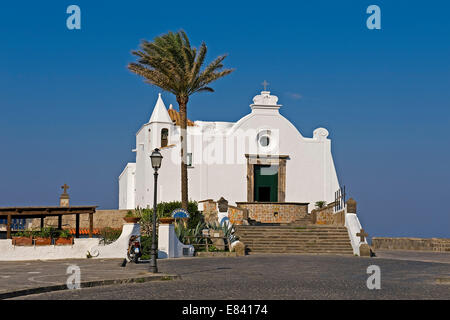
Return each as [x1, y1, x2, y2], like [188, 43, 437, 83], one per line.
[149, 148, 163, 273]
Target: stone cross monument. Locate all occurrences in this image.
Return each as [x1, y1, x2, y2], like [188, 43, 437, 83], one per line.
[60, 184, 70, 207]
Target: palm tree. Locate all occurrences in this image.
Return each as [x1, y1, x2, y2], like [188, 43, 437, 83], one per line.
[128, 30, 234, 210]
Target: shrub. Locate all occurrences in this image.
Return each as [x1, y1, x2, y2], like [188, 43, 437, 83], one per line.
[14, 230, 32, 237]
[135, 207, 162, 236]
[139, 235, 152, 260]
[136, 201, 203, 236]
[58, 229, 72, 239]
[315, 201, 327, 209]
[99, 227, 122, 245]
[125, 210, 135, 217]
[207, 245, 220, 252]
[35, 227, 56, 238]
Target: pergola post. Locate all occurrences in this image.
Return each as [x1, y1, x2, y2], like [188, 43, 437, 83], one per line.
[89, 213, 93, 238]
[40, 217, 44, 229]
[58, 215, 62, 229]
[6, 214, 11, 239]
[75, 213, 80, 238]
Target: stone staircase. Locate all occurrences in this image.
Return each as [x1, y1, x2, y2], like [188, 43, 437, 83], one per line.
[289, 215, 313, 226]
[235, 225, 354, 254]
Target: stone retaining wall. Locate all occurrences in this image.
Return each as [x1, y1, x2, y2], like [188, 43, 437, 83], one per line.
[199, 199, 248, 225]
[372, 237, 450, 252]
[228, 206, 248, 225]
[236, 202, 308, 224]
[310, 202, 345, 226]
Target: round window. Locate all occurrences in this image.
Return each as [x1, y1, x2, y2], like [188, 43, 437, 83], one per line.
[259, 135, 270, 147]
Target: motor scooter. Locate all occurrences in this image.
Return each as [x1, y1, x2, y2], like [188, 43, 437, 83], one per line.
[127, 235, 142, 263]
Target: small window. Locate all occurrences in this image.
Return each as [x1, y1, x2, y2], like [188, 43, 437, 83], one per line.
[259, 135, 270, 147]
[257, 130, 271, 148]
[187, 153, 193, 167]
[161, 128, 169, 147]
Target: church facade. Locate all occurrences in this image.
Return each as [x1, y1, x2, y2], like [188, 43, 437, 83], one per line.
[119, 90, 340, 212]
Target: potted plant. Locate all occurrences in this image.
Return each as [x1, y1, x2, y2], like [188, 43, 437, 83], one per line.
[315, 201, 327, 209]
[34, 227, 52, 246]
[159, 217, 175, 224]
[123, 210, 141, 223]
[12, 230, 33, 246]
[55, 229, 74, 245]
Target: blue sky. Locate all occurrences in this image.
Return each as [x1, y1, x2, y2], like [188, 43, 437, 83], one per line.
[0, 1, 449, 238]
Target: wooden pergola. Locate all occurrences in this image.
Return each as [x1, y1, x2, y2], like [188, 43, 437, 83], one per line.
[0, 206, 97, 239]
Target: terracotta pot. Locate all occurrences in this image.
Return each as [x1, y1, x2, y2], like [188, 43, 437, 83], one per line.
[34, 237, 52, 246]
[12, 237, 33, 246]
[159, 217, 175, 224]
[123, 217, 141, 223]
[55, 237, 74, 246]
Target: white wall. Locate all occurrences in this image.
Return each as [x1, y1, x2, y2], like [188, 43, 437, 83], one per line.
[158, 223, 194, 258]
[119, 163, 136, 209]
[0, 223, 141, 261]
[345, 212, 367, 255]
[124, 92, 340, 212]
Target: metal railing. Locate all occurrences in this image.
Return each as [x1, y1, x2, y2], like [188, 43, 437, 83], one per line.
[334, 186, 346, 213]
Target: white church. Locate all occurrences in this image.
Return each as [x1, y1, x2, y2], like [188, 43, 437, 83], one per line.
[119, 90, 340, 212]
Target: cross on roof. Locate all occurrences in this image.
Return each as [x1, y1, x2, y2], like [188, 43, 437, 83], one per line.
[356, 228, 368, 242]
[262, 80, 269, 91]
[61, 184, 69, 194]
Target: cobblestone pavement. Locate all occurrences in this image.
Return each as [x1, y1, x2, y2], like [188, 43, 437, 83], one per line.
[11, 253, 450, 300]
[0, 258, 172, 297]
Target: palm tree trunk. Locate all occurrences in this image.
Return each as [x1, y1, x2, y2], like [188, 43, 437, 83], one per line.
[177, 96, 189, 210]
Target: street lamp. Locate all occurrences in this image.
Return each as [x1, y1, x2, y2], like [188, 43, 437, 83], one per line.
[149, 148, 163, 273]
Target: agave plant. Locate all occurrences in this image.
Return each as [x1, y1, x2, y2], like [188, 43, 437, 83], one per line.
[207, 221, 238, 244]
[175, 220, 206, 246]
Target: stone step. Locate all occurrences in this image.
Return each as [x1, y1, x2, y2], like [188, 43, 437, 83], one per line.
[237, 231, 349, 235]
[248, 251, 354, 255]
[238, 228, 346, 230]
[248, 247, 353, 252]
[240, 234, 349, 236]
[236, 226, 347, 232]
[247, 244, 353, 249]
[244, 241, 352, 245]
[236, 227, 347, 230]
[248, 248, 353, 253]
[235, 225, 352, 254]
[240, 239, 352, 244]
[238, 237, 349, 242]
[241, 240, 353, 245]
[248, 246, 353, 251]
[241, 230, 348, 232]
[237, 226, 347, 230]
[238, 233, 350, 238]
[237, 235, 349, 241]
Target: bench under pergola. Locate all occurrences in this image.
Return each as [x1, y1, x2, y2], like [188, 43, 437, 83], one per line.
[0, 206, 97, 239]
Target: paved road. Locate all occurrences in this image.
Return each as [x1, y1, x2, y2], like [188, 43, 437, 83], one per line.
[12, 253, 450, 300]
[0, 258, 173, 297]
